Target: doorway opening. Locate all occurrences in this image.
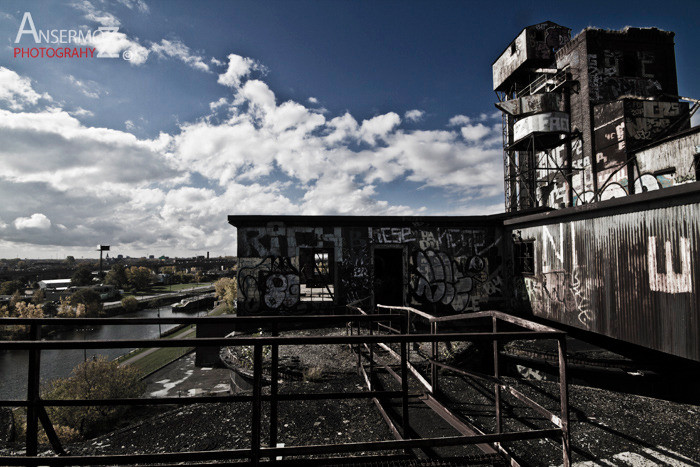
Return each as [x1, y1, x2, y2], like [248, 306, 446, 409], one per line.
[373, 248, 404, 306]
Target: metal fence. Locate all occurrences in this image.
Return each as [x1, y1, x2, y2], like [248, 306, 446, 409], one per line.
[0, 311, 570, 466]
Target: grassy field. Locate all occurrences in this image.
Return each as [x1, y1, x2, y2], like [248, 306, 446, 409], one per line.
[118, 304, 235, 376]
[131, 344, 194, 376]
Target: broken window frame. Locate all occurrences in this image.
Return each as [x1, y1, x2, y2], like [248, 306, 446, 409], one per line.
[513, 240, 535, 276]
[298, 247, 335, 302]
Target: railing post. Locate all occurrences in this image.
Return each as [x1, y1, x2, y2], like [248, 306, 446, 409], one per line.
[493, 316, 501, 435]
[400, 317, 410, 439]
[252, 343, 262, 465]
[270, 323, 278, 449]
[368, 317, 374, 391]
[26, 323, 41, 458]
[558, 336, 571, 467]
[430, 320, 438, 396]
[356, 319, 362, 376]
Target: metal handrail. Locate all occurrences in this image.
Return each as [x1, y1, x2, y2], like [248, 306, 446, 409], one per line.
[0, 311, 570, 466]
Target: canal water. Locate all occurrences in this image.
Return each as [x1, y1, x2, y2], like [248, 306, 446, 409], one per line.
[0, 305, 207, 400]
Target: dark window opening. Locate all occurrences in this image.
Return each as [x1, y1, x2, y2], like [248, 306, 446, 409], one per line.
[694, 154, 700, 181]
[514, 241, 535, 276]
[299, 248, 334, 302]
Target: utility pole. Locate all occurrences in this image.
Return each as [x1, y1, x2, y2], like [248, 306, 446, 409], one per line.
[97, 245, 110, 280]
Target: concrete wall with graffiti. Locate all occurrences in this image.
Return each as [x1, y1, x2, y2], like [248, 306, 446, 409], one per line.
[507, 192, 700, 361]
[369, 225, 505, 313]
[592, 100, 692, 201]
[233, 218, 504, 315]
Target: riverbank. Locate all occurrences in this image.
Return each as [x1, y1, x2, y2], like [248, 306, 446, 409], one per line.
[116, 303, 232, 377]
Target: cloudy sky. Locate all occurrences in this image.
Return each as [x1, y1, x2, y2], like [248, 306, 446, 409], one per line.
[1, 0, 699, 259]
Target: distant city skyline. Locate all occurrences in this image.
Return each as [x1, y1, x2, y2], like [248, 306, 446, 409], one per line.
[1, 0, 699, 258]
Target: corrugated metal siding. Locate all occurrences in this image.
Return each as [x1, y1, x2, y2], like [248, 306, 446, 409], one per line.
[510, 203, 700, 361]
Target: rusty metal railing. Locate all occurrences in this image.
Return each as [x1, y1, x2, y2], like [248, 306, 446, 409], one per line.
[0, 313, 566, 465]
[370, 305, 571, 467]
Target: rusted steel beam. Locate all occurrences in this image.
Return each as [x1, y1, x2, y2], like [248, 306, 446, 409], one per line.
[2, 427, 558, 466]
[37, 406, 67, 456]
[372, 397, 404, 441]
[431, 321, 438, 395]
[0, 313, 401, 326]
[400, 324, 410, 439]
[376, 341, 432, 393]
[261, 429, 562, 456]
[0, 331, 566, 350]
[25, 323, 41, 457]
[422, 393, 498, 455]
[24, 391, 407, 408]
[493, 316, 502, 435]
[376, 304, 436, 322]
[269, 323, 279, 448]
[503, 386, 562, 428]
[252, 344, 263, 465]
[376, 322, 402, 334]
[427, 358, 502, 385]
[431, 310, 561, 334]
[558, 337, 571, 467]
[0, 314, 402, 326]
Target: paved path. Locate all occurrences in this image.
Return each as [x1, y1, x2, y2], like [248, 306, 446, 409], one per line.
[119, 326, 197, 367]
[104, 284, 215, 308]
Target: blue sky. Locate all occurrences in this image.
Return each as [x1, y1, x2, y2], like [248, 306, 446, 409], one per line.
[0, 0, 699, 258]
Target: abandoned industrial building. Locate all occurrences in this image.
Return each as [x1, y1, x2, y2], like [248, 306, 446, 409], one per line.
[229, 23, 700, 363]
[2, 21, 699, 467]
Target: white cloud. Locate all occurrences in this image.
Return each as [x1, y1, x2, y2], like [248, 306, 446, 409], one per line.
[308, 97, 319, 104]
[70, 107, 94, 118]
[461, 123, 490, 141]
[0, 67, 50, 110]
[67, 75, 102, 99]
[448, 114, 471, 126]
[209, 97, 228, 112]
[404, 109, 424, 122]
[0, 57, 505, 256]
[151, 39, 210, 72]
[359, 112, 401, 144]
[218, 54, 260, 88]
[210, 57, 224, 67]
[116, 0, 149, 13]
[71, 0, 121, 27]
[14, 213, 51, 230]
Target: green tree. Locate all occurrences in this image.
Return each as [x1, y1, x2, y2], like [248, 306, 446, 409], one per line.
[0, 301, 43, 337]
[214, 277, 237, 312]
[32, 288, 45, 305]
[42, 357, 145, 437]
[120, 296, 139, 312]
[9, 290, 21, 310]
[65, 256, 76, 266]
[105, 264, 128, 289]
[126, 266, 153, 291]
[69, 289, 103, 317]
[0, 280, 24, 295]
[71, 265, 93, 287]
